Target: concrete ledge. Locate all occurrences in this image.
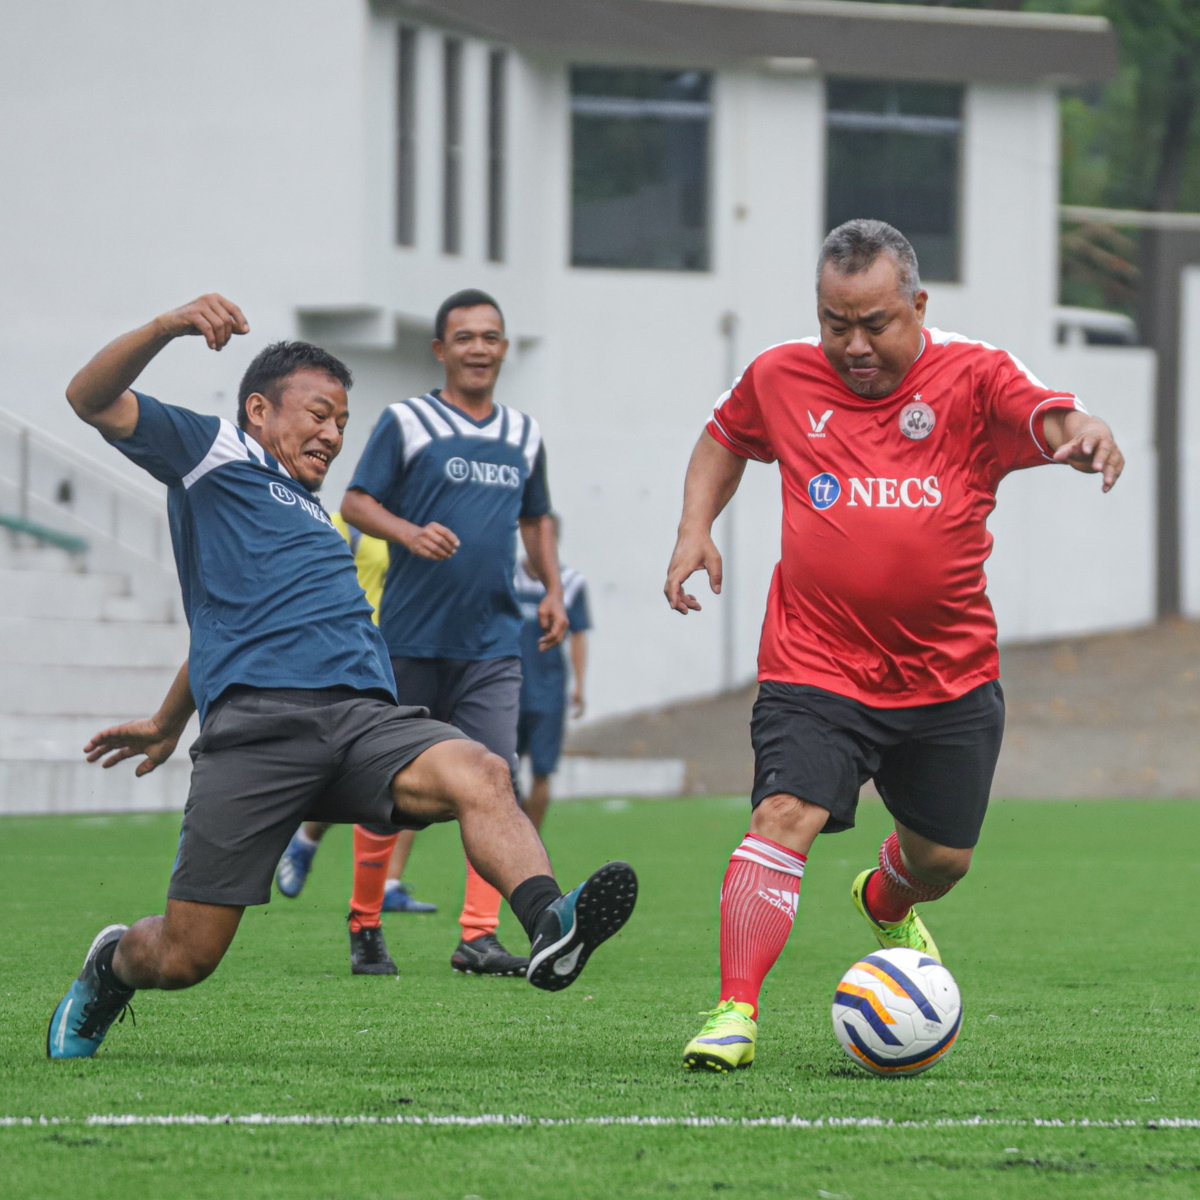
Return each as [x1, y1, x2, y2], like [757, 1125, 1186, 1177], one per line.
[518, 755, 686, 800]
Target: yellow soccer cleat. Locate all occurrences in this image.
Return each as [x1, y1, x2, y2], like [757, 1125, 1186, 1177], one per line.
[851, 869, 941, 962]
[683, 1000, 758, 1072]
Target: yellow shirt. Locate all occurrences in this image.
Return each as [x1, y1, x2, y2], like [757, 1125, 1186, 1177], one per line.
[332, 513, 389, 624]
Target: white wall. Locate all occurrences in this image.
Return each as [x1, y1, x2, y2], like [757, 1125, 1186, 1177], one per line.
[0, 3, 1161, 729]
[1182, 266, 1200, 616]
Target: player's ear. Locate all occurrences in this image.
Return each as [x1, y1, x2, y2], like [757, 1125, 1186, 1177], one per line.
[244, 391, 270, 429]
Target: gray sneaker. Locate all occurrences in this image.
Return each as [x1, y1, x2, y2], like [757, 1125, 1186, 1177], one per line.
[450, 934, 528, 977]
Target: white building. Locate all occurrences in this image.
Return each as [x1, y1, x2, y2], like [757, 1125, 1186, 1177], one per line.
[0, 0, 1160, 728]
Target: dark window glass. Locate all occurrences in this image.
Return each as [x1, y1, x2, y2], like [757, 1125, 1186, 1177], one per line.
[487, 50, 506, 263]
[826, 81, 963, 282]
[442, 38, 463, 255]
[395, 27, 417, 246]
[570, 68, 711, 271]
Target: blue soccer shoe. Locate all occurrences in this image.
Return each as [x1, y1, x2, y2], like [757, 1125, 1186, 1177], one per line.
[527, 861, 637, 992]
[47, 925, 135, 1060]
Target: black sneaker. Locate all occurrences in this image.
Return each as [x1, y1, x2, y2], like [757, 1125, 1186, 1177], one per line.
[527, 861, 638, 992]
[450, 934, 529, 977]
[349, 921, 398, 976]
[47, 924, 135, 1059]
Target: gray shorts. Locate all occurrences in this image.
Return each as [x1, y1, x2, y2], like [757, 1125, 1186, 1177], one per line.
[389, 656, 520, 770]
[168, 687, 467, 907]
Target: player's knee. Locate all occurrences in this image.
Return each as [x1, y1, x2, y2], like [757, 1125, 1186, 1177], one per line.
[907, 845, 972, 887]
[751, 792, 830, 848]
[457, 746, 518, 814]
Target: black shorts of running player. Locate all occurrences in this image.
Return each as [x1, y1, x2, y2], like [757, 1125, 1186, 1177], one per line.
[169, 686, 468, 907]
[749, 680, 1005, 850]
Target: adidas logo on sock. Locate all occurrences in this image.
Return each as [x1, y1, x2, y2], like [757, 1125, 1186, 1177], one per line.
[757, 887, 799, 920]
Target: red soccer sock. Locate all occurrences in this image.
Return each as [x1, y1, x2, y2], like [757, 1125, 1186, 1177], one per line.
[348, 826, 398, 933]
[864, 831, 956, 924]
[459, 858, 503, 942]
[718, 833, 808, 1019]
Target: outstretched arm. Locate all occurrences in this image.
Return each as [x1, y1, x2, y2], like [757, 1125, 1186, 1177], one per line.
[664, 432, 748, 614]
[1043, 410, 1124, 493]
[83, 661, 196, 777]
[520, 514, 567, 651]
[66, 294, 249, 441]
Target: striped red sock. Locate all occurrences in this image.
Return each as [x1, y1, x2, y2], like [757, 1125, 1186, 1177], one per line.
[864, 832, 956, 924]
[718, 833, 808, 1019]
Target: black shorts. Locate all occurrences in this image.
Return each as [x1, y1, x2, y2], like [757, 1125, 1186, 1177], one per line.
[749, 680, 1005, 849]
[168, 687, 467, 907]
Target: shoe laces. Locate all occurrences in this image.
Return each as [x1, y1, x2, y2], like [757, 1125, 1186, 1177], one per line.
[884, 911, 929, 951]
[354, 926, 389, 959]
[697, 1001, 753, 1033]
[78, 990, 135, 1039]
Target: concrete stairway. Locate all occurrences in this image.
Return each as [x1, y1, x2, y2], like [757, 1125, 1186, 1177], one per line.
[0, 536, 195, 816]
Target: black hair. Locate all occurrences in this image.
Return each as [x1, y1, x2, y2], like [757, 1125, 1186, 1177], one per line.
[434, 289, 505, 342]
[236, 341, 353, 429]
[816, 219, 922, 302]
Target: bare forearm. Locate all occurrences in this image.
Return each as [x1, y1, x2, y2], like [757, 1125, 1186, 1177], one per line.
[520, 515, 563, 600]
[66, 318, 173, 433]
[342, 490, 420, 547]
[157, 661, 196, 735]
[570, 633, 588, 692]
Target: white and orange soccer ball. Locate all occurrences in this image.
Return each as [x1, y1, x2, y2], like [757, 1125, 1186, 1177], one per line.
[832, 948, 962, 1077]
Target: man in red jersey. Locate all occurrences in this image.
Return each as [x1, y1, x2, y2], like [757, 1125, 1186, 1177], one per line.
[665, 219, 1124, 1073]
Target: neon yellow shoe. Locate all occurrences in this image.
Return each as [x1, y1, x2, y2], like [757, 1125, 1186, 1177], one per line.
[851, 869, 941, 962]
[682, 1000, 757, 1072]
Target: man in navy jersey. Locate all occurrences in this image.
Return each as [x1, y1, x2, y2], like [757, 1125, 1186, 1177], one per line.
[46, 293, 637, 1059]
[331, 288, 568, 978]
[514, 518, 592, 829]
[664, 220, 1124, 1073]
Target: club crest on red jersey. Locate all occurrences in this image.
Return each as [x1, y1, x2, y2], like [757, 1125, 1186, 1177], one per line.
[900, 397, 935, 441]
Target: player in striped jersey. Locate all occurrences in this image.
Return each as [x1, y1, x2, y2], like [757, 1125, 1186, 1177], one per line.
[336, 289, 571, 978]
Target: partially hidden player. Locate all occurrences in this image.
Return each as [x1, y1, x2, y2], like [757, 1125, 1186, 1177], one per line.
[514, 514, 591, 830]
[664, 220, 1124, 1072]
[47, 293, 637, 1059]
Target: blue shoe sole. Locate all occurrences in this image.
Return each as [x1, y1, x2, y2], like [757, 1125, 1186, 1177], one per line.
[527, 861, 637, 992]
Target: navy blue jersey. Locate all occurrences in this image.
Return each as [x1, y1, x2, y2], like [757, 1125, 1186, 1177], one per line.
[113, 393, 396, 722]
[516, 561, 591, 713]
[348, 390, 551, 660]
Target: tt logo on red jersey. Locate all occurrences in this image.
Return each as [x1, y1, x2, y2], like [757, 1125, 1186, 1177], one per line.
[808, 472, 942, 510]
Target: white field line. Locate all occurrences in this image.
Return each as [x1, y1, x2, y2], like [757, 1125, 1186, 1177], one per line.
[1, 1115, 1198, 1130]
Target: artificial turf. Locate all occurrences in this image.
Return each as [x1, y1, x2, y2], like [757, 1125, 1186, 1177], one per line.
[3, 794, 1198, 1198]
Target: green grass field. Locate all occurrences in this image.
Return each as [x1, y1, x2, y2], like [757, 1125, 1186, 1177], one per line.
[3, 794, 1199, 1199]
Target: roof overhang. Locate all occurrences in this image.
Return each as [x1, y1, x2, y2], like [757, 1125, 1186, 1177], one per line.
[381, 0, 1118, 85]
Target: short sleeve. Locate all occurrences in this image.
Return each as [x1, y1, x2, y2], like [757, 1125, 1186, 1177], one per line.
[706, 355, 776, 463]
[567, 579, 591, 633]
[983, 350, 1084, 475]
[520, 443, 552, 520]
[348, 408, 406, 501]
[109, 393, 222, 487]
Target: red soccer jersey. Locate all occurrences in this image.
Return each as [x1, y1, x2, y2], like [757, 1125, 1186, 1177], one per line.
[706, 328, 1082, 707]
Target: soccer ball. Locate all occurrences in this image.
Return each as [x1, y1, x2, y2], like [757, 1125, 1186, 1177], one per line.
[832, 948, 962, 1077]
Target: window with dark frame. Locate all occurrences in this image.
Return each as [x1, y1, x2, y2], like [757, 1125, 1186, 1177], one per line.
[395, 26, 417, 247]
[442, 37, 463, 255]
[825, 81, 964, 283]
[487, 50, 507, 263]
[570, 67, 711, 272]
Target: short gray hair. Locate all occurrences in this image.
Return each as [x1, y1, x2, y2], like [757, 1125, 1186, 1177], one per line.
[816, 219, 922, 302]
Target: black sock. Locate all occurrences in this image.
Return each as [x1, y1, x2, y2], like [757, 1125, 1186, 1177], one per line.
[94, 938, 134, 994]
[510, 875, 562, 941]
